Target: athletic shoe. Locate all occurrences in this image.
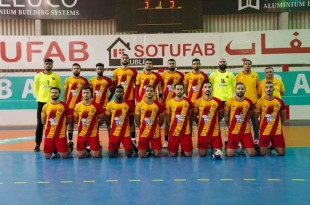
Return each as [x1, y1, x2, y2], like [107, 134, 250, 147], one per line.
[50, 153, 60, 159]
[34, 145, 40, 152]
[254, 140, 260, 155]
[86, 145, 91, 154]
[145, 148, 153, 157]
[132, 138, 138, 153]
[68, 141, 74, 153]
[162, 141, 168, 148]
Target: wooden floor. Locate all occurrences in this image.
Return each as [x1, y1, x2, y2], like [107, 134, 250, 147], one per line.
[0, 121, 309, 151]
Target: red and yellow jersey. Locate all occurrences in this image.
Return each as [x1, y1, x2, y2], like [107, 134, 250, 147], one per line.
[105, 100, 134, 137]
[194, 97, 223, 137]
[42, 101, 72, 139]
[165, 97, 193, 136]
[225, 97, 253, 134]
[258, 78, 285, 99]
[113, 67, 137, 101]
[135, 100, 164, 138]
[161, 70, 184, 105]
[236, 71, 259, 103]
[89, 76, 113, 108]
[63, 76, 89, 109]
[74, 101, 104, 138]
[184, 71, 208, 103]
[254, 97, 285, 135]
[135, 71, 162, 102]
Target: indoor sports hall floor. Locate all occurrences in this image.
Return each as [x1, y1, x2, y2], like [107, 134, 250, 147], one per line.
[0, 121, 309, 205]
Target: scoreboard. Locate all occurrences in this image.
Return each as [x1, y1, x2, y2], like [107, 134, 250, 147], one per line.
[116, 0, 203, 33]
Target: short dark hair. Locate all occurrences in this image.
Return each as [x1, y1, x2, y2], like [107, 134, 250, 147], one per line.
[145, 59, 153, 63]
[265, 81, 274, 86]
[50, 87, 61, 93]
[235, 82, 245, 89]
[168, 58, 176, 63]
[82, 85, 92, 92]
[72, 63, 81, 67]
[115, 85, 124, 91]
[44, 58, 53, 63]
[145, 85, 154, 90]
[203, 81, 212, 87]
[96, 63, 104, 67]
[265, 66, 274, 72]
[174, 82, 184, 88]
[243, 59, 252, 64]
[192, 58, 200, 63]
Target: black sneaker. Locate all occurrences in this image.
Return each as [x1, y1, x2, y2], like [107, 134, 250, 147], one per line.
[132, 139, 138, 153]
[34, 145, 40, 152]
[145, 148, 153, 157]
[68, 141, 74, 153]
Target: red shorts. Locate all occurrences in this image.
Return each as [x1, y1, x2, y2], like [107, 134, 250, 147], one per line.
[44, 137, 69, 154]
[108, 135, 132, 151]
[168, 134, 193, 153]
[226, 133, 254, 149]
[138, 136, 162, 150]
[77, 136, 100, 151]
[198, 135, 223, 150]
[259, 134, 286, 148]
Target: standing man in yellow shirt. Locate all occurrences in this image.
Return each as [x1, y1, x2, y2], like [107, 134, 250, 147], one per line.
[236, 59, 259, 140]
[258, 66, 285, 99]
[33, 58, 61, 152]
[209, 57, 236, 106]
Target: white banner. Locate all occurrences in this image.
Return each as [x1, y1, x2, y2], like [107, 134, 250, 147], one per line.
[0, 29, 309, 69]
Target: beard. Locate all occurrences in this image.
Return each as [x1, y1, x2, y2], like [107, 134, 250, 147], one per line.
[169, 67, 176, 71]
[236, 92, 244, 98]
[73, 72, 80, 77]
[219, 64, 226, 70]
[51, 96, 59, 100]
[122, 61, 129, 66]
[176, 93, 183, 97]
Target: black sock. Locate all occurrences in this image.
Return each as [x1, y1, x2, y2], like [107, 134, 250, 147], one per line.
[130, 131, 135, 139]
[165, 135, 168, 141]
[68, 133, 73, 141]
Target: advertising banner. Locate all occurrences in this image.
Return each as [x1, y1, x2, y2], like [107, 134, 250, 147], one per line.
[0, 0, 114, 19]
[0, 71, 309, 110]
[0, 29, 310, 69]
[203, 0, 310, 14]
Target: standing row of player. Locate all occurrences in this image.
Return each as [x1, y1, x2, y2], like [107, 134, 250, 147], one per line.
[33, 55, 286, 158]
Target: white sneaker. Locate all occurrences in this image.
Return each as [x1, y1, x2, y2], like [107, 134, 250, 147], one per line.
[162, 141, 168, 148]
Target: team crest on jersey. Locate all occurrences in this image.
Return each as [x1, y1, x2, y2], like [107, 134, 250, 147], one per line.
[91, 109, 95, 113]
[245, 105, 249, 109]
[49, 117, 59, 126]
[212, 104, 216, 108]
[184, 104, 188, 108]
[123, 106, 128, 111]
[52, 77, 55, 80]
[154, 108, 158, 112]
[251, 75, 255, 78]
[275, 104, 280, 109]
[226, 76, 229, 78]
[58, 109, 63, 113]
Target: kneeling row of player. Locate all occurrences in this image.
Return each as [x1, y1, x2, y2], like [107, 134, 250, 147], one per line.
[41, 81, 286, 159]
